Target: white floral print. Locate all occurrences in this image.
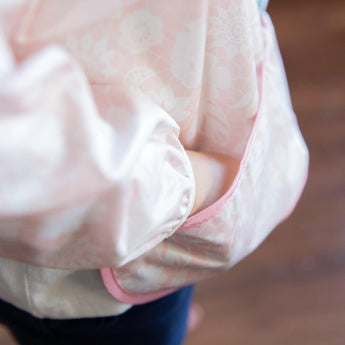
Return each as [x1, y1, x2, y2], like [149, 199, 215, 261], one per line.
[208, 2, 251, 58]
[120, 10, 164, 54]
[0, 1, 309, 317]
[147, 85, 191, 123]
[171, 19, 206, 89]
[204, 53, 232, 101]
[41, 236, 103, 269]
[124, 66, 157, 87]
[64, 31, 118, 81]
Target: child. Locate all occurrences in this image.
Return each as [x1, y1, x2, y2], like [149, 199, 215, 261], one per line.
[0, 0, 308, 344]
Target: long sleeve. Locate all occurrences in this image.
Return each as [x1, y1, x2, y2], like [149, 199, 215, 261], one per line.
[0, 37, 195, 269]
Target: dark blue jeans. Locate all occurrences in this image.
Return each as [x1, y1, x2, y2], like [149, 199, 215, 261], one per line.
[0, 286, 194, 345]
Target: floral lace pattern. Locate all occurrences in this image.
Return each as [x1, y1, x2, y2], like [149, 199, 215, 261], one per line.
[0, 0, 308, 314]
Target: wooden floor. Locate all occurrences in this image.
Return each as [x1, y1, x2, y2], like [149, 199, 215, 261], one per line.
[1, 0, 344, 344]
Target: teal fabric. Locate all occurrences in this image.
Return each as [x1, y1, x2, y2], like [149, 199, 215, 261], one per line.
[258, 0, 269, 10]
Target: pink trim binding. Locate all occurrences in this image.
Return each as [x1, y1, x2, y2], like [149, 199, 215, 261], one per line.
[100, 268, 178, 304]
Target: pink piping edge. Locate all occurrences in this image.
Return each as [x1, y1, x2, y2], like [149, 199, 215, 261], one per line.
[99, 16, 309, 305]
[100, 267, 178, 304]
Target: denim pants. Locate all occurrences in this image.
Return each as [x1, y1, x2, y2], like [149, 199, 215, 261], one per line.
[0, 285, 194, 345]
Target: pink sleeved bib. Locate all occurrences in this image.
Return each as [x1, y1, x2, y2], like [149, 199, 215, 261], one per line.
[0, 0, 308, 317]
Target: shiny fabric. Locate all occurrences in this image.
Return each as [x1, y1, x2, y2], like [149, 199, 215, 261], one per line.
[0, 0, 308, 318]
